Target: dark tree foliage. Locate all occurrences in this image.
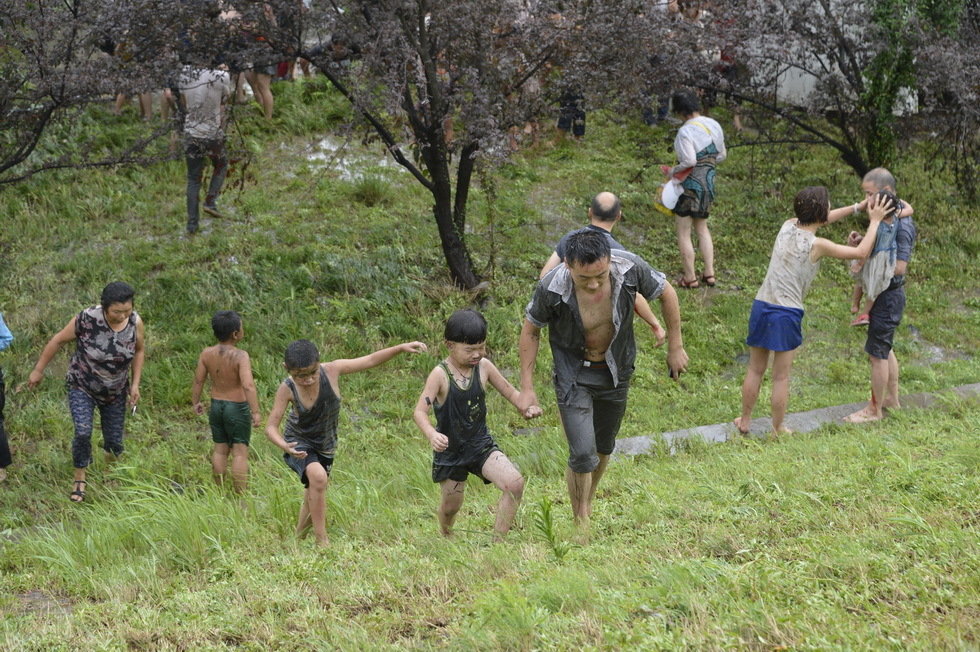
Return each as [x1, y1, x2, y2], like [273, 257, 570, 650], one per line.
[293, 0, 682, 289]
[0, 0, 185, 184]
[3, 0, 977, 279]
[912, 0, 980, 199]
[686, 0, 977, 182]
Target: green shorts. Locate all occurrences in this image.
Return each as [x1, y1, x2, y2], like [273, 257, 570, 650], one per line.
[209, 399, 252, 446]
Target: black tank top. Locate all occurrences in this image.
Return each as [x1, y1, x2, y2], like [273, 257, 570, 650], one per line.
[283, 368, 340, 456]
[433, 361, 495, 466]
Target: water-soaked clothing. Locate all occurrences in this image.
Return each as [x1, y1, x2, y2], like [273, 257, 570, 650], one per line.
[747, 220, 819, 352]
[555, 364, 629, 473]
[674, 143, 719, 219]
[209, 399, 252, 445]
[66, 306, 138, 404]
[69, 387, 126, 468]
[526, 250, 667, 398]
[672, 117, 726, 219]
[526, 250, 667, 474]
[866, 216, 917, 360]
[431, 361, 499, 484]
[754, 220, 820, 310]
[856, 218, 899, 303]
[281, 367, 340, 483]
[64, 306, 137, 467]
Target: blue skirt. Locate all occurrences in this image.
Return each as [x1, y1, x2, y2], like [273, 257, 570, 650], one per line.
[745, 300, 804, 352]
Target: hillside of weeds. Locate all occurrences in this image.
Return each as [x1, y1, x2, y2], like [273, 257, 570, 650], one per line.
[0, 79, 978, 649]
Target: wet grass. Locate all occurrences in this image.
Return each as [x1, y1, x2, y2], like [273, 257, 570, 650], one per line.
[0, 78, 978, 648]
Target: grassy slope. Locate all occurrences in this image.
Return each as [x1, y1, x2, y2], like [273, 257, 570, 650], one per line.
[0, 79, 978, 649]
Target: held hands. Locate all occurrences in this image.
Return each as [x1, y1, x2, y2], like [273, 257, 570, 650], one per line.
[523, 405, 543, 419]
[401, 341, 428, 354]
[427, 430, 449, 452]
[516, 389, 538, 416]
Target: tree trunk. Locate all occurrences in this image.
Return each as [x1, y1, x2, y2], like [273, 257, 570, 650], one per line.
[426, 140, 481, 289]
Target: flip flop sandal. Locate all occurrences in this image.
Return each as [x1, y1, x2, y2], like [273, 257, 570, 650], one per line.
[850, 313, 870, 326]
[700, 275, 716, 287]
[69, 480, 86, 503]
[676, 277, 700, 289]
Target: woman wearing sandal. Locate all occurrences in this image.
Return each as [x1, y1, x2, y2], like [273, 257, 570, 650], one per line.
[24, 282, 145, 502]
[666, 90, 726, 290]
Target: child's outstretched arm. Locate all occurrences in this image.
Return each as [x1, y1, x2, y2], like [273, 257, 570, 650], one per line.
[828, 202, 862, 224]
[190, 353, 208, 415]
[328, 341, 428, 376]
[484, 359, 542, 419]
[413, 367, 450, 451]
[854, 197, 913, 218]
[264, 383, 306, 459]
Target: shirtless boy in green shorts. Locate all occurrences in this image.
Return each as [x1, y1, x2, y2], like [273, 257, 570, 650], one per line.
[191, 310, 261, 493]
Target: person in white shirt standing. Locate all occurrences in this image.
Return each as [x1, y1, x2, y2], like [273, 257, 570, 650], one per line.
[178, 65, 233, 234]
[666, 89, 726, 289]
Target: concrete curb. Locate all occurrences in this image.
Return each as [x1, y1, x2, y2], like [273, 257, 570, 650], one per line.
[614, 383, 980, 458]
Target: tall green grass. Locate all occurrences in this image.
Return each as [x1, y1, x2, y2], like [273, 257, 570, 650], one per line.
[0, 78, 977, 648]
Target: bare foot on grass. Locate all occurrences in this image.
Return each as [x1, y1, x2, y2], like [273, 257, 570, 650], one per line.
[314, 534, 329, 549]
[844, 406, 883, 423]
[733, 417, 750, 435]
[0, 467, 7, 482]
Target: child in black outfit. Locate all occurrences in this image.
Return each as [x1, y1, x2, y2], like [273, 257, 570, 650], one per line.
[413, 310, 540, 541]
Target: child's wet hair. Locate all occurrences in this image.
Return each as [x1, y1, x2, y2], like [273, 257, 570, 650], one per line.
[793, 186, 830, 225]
[874, 189, 900, 219]
[100, 281, 135, 310]
[445, 309, 487, 345]
[285, 339, 320, 369]
[211, 310, 242, 342]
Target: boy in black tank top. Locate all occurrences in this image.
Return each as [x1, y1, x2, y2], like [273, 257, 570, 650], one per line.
[266, 337, 427, 548]
[414, 310, 541, 541]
